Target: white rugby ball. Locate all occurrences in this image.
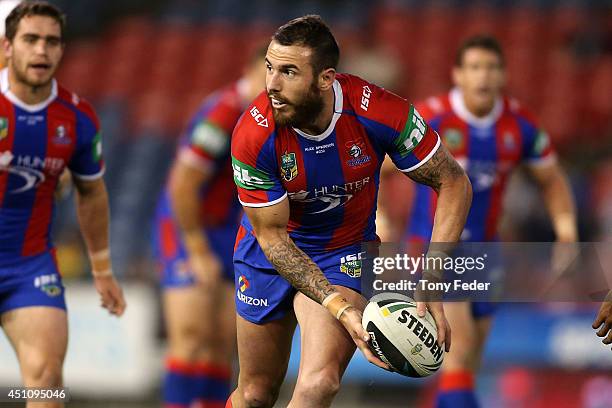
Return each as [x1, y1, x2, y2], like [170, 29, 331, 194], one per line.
[362, 293, 444, 377]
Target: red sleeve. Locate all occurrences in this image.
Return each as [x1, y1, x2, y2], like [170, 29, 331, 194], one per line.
[231, 92, 287, 207]
[339, 74, 441, 173]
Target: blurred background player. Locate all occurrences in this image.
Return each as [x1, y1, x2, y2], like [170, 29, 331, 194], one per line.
[152, 47, 266, 408]
[0, 0, 72, 199]
[401, 35, 577, 407]
[593, 290, 612, 350]
[0, 2, 125, 407]
[228, 15, 471, 408]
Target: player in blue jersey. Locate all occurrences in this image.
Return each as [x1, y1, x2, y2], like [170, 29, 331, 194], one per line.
[226, 16, 473, 408]
[401, 36, 578, 407]
[0, 3, 125, 406]
[152, 47, 266, 408]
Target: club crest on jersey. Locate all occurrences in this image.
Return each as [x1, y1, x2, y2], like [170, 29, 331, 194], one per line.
[280, 152, 298, 182]
[0, 117, 8, 140]
[443, 129, 463, 152]
[345, 141, 371, 168]
[503, 132, 516, 150]
[53, 125, 71, 145]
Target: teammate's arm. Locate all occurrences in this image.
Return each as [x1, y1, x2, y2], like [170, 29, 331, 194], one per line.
[404, 143, 472, 351]
[72, 176, 126, 316]
[243, 199, 390, 369]
[168, 159, 222, 288]
[527, 162, 577, 242]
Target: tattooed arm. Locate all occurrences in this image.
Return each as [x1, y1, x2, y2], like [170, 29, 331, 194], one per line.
[406, 143, 472, 243]
[401, 143, 471, 352]
[244, 198, 335, 304]
[243, 197, 390, 369]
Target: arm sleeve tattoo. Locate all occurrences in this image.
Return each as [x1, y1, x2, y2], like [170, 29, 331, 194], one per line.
[261, 234, 336, 304]
[407, 145, 465, 193]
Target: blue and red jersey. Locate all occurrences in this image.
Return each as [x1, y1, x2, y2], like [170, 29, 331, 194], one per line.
[407, 88, 555, 242]
[231, 73, 440, 254]
[155, 82, 245, 260]
[0, 69, 104, 265]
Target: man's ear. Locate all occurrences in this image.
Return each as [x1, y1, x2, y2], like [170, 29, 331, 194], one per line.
[2, 37, 12, 60]
[452, 66, 462, 88]
[318, 67, 336, 91]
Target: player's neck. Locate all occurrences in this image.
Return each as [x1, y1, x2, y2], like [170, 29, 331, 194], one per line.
[296, 87, 335, 135]
[7, 68, 53, 106]
[463, 96, 495, 118]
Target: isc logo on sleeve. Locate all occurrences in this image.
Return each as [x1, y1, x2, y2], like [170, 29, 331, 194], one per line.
[249, 106, 269, 128]
[360, 86, 372, 111]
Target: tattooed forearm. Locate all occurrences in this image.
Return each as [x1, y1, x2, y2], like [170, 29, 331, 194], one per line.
[262, 234, 336, 304]
[407, 144, 465, 193]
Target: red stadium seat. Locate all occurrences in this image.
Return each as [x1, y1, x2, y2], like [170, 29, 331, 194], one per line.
[56, 41, 102, 99]
[129, 89, 177, 135]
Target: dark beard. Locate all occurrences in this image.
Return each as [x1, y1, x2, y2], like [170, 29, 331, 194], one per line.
[11, 60, 53, 89]
[272, 84, 324, 129]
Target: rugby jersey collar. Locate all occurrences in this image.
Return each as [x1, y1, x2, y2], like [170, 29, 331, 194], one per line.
[0, 67, 58, 112]
[449, 87, 503, 129]
[293, 79, 342, 142]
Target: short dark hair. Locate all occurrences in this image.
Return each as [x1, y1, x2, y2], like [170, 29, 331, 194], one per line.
[272, 14, 339, 75]
[455, 35, 504, 67]
[5, 1, 66, 41]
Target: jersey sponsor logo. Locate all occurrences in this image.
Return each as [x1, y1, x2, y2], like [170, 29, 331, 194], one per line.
[238, 275, 250, 292]
[280, 152, 298, 182]
[345, 140, 371, 168]
[0, 152, 67, 193]
[397, 106, 427, 157]
[232, 156, 275, 191]
[288, 177, 371, 214]
[0, 117, 8, 140]
[191, 121, 228, 156]
[360, 85, 372, 111]
[236, 275, 268, 306]
[249, 106, 269, 128]
[340, 251, 366, 278]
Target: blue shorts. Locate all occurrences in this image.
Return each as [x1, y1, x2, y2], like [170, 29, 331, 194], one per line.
[152, 216, 237, 288]
[0, 251, 66, 315]
[233, 227, 363, 324]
